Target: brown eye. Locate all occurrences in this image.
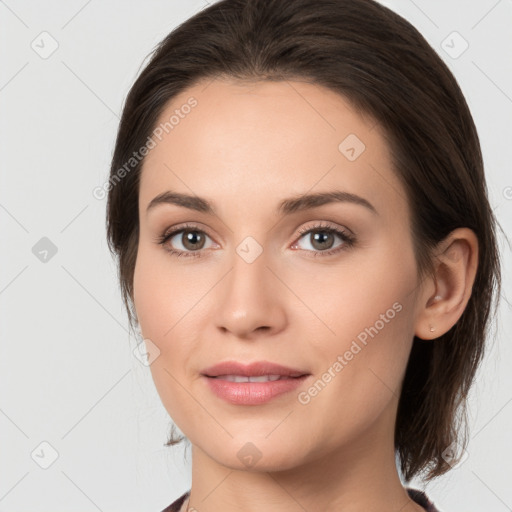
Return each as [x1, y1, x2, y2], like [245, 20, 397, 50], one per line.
[156, 224, 217, 258]
[308, 230, 336, 251]
[180, 230, 207, 251]
[292, 223, 356, 257]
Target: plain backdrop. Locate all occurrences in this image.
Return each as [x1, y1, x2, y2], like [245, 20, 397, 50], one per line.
[1, 1, 511, 511]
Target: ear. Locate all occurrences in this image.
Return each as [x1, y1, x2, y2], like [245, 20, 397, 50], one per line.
[414, 228, 479, 340]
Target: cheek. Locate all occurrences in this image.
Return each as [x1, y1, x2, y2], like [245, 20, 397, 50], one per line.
[133, 241, 217, 372]
[282, 237, 417, 346]
[133, 243, 200, 345]
[326, 241, 417, 373]
[293, 243, 418, 429]
[133, 246, 202, 420]
[133, 248, 168, 341]
[293, 312, 415, 453]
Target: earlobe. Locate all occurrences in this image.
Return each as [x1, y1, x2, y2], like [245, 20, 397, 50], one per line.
[414, 228, 479, 340]
[426, 295, 443, 334]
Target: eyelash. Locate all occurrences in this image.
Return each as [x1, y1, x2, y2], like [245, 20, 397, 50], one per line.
[154, 221, 356, 259]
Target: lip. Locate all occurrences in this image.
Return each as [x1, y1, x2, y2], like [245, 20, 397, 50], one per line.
[201, 360, 311, 405]
[203, 375, 309, 405]
[201, 360, 309, 378]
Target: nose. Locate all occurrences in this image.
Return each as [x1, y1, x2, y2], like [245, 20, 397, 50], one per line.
[213, 244, 287, 340]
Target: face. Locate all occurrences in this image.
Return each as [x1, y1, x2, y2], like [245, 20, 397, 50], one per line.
[133, 78, 424, 471]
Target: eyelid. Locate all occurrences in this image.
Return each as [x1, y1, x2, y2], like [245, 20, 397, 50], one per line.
[294, 220, 353, 238]
[159, 221, 217, 241]
[160, 220, 351, 240]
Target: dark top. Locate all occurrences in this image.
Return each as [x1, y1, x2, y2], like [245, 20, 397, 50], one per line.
[161, 487, 440, 511]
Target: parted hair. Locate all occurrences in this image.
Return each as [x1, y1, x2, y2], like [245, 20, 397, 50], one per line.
[106, 0, 502, 482]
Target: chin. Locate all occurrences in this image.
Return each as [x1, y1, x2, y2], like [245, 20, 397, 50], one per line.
[203, 436, 308, 473]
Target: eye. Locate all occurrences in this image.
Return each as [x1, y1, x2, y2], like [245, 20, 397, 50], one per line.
[291, 222, 355, 257]
[154, 223, 217, 259]
[154, 221, 355, 259]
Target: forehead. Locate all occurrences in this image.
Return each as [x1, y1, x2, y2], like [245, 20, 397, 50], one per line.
[139, 78, 407, 222]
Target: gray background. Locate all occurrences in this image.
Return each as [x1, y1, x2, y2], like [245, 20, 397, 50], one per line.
[0, 1, 511, 511]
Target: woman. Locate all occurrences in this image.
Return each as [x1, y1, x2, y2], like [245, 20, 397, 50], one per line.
[105, 0, 502, 510]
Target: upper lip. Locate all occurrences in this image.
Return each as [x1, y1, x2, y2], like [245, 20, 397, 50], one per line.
[201, 360, 309, 378]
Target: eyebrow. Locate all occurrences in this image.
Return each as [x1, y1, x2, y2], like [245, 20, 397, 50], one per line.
[146, 189, 378, 216]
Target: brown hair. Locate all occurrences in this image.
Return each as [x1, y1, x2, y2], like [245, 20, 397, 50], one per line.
[105, 0, 502, 482]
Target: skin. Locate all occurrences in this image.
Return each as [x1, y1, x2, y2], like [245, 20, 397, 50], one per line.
[133, 78, 478, 512]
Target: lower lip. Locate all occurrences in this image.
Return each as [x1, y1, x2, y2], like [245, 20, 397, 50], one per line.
[203, 375, 309, 405]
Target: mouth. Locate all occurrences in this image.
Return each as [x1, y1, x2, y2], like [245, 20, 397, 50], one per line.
[201, 360, 310, 379]
[202, 374, 310, 405]
[205, 374, 305, 382]
[200, 361, 311, 405]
